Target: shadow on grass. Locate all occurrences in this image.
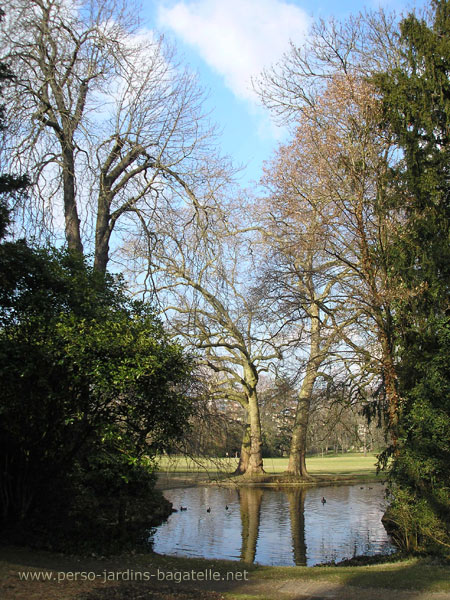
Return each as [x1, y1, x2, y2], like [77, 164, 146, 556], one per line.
[344, 557, 450, 593]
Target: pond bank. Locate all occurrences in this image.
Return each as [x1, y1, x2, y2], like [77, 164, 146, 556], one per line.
[1, 545, 450, 600]
[212, 472, 382, 487]
[156, 471, 381, 490]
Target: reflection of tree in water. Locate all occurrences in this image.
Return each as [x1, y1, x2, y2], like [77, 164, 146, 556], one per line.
[238, 487, 307, 565]
[239, 487, 263, 563]
[286, 488, 307, 565]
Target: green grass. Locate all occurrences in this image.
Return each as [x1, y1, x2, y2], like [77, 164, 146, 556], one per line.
[253, 558, 450, 592]
[264, 453, 379, 475]
[156, 453, 380, 477]
[152, 554, 450, 592]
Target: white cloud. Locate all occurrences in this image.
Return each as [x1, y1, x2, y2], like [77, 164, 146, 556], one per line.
[157, 0, 310, 104]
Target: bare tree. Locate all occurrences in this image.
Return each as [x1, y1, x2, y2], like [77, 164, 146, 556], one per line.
[1, 0, 214, 272]
[255, 138, 356, 477]
[254, 8, 402, 123]
[288, 73, 401, 437]
[133, 190, 282, 475]
[256, 10, 404, 447]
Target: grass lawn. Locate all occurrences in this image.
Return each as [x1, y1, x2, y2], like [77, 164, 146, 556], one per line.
[157, 453, 380, 477]
[155, 453, 383, 489]
[264, 453, 379, 476]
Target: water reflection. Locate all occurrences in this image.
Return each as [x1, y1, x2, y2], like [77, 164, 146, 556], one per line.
[239, 488, 262, 563]
[150, 483, 395, 566]
[287, 488, 307, 565]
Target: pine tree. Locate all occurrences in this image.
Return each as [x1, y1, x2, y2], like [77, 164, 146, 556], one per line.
[374, 0, 450, 555]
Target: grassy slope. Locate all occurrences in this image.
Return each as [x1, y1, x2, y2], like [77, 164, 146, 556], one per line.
[1, 547, 449, 600]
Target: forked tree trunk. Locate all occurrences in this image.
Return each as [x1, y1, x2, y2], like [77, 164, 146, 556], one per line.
[243, 362, 264, 475]
[235, 365, 265, 476]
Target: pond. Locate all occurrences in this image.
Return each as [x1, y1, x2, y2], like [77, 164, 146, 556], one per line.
[150, 482, 396, 566]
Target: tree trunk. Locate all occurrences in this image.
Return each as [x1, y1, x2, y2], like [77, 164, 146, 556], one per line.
[246, 389, 264, 474]
[62, 146, 83, 255]
[286, 391, 312, 477]
[286, 305, 321, 478]
[240, 362, 264, 475]
[235, 364, 264, 476]
[234, 417, 251, 475]
[379, 325, 400, 443]
[94, 195, 111, 274]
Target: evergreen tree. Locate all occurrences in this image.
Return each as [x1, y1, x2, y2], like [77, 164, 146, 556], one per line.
[374, 0, 450, 555]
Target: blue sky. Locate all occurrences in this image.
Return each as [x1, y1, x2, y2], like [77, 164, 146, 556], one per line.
[142, 0, 427, 188]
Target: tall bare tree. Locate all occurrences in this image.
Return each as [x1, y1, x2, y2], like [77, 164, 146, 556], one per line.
[256, 137, 355, 477]
[255, 10, 405, 452]
[133, 189, 283, 475]
[1, 0, 214, 272]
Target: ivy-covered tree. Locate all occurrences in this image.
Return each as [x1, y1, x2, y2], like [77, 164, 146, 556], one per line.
[374, 0, 450, 555]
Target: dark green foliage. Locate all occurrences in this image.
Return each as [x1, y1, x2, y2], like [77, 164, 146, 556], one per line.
[0, 245, 193, 551]
[374, 0, 450, 556]
[32, 439, 172, 553]
[383, 316, 450, 555]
